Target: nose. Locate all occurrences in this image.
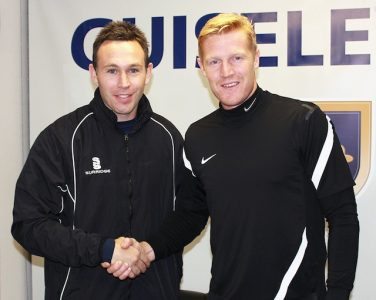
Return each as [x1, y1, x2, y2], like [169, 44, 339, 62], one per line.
[220, 61, 234, 77]
[118, 71, 130, 88]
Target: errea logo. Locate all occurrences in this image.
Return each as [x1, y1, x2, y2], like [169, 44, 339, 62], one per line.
[85, 157, 111, 175]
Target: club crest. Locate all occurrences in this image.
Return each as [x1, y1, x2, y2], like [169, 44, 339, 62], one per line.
[315, 101, 371, 194]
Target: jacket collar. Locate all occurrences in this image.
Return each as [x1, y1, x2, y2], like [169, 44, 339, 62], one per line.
[218, 85, 262, 117]
[216, 86, 263, 128]
[89, 88, 153, 134]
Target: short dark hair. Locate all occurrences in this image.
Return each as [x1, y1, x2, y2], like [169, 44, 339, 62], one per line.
[92, 20, 149, 69]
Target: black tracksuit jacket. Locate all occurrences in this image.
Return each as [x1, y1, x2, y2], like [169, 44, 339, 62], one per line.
[148, 87, 359, 300]
[12, 89, 185, 299]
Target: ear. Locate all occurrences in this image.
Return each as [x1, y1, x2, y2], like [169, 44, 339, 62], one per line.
[197, 56, 207, 78]
[253, 49, 260, 68]
[145, 62, 153, 85]
[88, 64, 98, 86]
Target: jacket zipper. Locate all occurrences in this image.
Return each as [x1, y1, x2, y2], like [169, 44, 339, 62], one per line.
[124, 134, 133, 235]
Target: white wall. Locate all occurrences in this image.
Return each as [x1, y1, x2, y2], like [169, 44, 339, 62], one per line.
[0, 0, 29, 299]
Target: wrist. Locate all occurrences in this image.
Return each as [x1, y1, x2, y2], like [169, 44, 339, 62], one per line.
[141, 241, 155, 262]
[101, 238, 115, 263]
[326, 288, 350, 300]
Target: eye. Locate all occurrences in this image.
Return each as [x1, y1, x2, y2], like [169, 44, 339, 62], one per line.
[207, 59, 219, 66]
[129, 67, 140, 74]
[233, 55, 243, 62]
[106, 68, 117, 74]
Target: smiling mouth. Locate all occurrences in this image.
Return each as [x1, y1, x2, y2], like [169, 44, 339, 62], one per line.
[115, 93, 132, 101]
[117, 93, 131, 98]
[221, 82, 239, 88]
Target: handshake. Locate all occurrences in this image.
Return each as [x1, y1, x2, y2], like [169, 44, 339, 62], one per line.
[101, 237, 155, 280]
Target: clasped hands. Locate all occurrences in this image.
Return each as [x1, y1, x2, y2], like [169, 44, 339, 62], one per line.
[101, 237, 155, 280]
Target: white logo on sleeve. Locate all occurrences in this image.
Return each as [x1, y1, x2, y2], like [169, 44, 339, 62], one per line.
[201, 154, 216, 165]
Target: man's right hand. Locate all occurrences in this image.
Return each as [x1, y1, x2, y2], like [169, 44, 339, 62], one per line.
[101, 237, 140, 279]
[101, 237, 154, 280]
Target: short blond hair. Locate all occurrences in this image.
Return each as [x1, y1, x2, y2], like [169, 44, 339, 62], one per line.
[198, 13, 257, 58]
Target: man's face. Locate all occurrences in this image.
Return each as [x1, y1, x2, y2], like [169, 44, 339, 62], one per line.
[198, 29, 259, 110]
[89, 40, 152, 121]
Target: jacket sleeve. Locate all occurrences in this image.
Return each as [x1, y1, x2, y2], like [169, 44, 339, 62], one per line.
[323, 188, 359, 300]
[301, 106, 359, 298]
[147, 135, 209, 259]
[11, 126, 106, 267]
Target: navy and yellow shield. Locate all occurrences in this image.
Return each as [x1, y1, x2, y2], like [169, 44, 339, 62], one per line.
[315, 101, 371, 194]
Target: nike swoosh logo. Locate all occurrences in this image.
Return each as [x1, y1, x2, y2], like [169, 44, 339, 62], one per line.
[201, 154, 216, 165]
[244, 97, 257, 112]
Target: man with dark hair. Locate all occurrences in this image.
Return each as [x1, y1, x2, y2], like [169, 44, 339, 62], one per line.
[12, 20, 184, 299]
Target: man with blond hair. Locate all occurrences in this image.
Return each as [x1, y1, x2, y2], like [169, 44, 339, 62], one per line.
[108, 14, 359, 300]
